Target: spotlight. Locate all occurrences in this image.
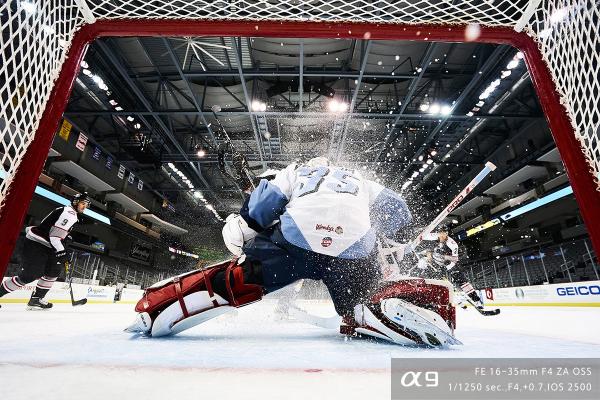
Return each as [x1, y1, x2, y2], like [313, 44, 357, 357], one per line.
[328, 99, 349, 113]
[251, 100, 267, 112]
[507, 59, 519, 70]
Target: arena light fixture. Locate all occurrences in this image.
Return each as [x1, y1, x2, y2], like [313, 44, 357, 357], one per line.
[328, 99, 349, 113]
[429, 103, 441, 114]
[419, 103, 430, 112]
[440, 105, 452, 115]
[91, 75, 104, 86]
[251, 100, 267, 112]
[507, 59, 519, 70]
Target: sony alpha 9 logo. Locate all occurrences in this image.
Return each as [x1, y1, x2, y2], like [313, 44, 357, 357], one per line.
[400, 371, 439, 387]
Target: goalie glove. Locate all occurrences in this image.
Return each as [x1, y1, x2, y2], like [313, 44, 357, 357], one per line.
[222, 214, 258, 256]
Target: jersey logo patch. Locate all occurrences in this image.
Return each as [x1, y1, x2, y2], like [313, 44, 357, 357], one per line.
[316, 223, 334, 232]
[321, 237, 332, 247]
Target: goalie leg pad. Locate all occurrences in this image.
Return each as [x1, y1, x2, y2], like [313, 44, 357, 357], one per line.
[370, 278, 456, 330]
[129, 259, 264, 337]
[353, 298, 462, 347]
[343, 278, 460, 346]
[151, 291, 232, 337]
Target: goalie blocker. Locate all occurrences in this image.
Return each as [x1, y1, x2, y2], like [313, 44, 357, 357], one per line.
[125, 260, 459, 346]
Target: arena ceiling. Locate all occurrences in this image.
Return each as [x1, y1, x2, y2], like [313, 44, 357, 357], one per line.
[63, 35, 549, 218]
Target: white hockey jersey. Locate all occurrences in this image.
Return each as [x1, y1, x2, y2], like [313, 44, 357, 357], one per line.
[248, 163, 412, 259]
[26, 206, 79, 252]
[422, 232, 459, 270]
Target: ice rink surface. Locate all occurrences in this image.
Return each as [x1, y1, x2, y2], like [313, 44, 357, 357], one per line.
[1, 300, 599, 400]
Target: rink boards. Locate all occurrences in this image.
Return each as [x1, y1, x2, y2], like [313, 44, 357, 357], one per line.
[3, 278, 600, 307]
[0, 278, 144, 304]
[481, 279, 600, 307]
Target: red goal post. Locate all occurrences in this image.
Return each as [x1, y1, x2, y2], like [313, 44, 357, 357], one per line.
[1, 1, 599, 277]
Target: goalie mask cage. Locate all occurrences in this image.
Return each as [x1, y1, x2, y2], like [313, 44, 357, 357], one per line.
[1, 0, 599, 275]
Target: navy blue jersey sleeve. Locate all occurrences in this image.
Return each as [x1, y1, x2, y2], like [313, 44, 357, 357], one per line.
[248, 179, 289, 229]
[239, 195, 265, 232]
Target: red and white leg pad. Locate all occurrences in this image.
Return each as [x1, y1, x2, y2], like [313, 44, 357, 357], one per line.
[125, 259, 263, 337]
[343, 278, 460, 347]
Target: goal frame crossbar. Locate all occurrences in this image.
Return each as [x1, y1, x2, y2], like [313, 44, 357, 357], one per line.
[1, 20, 599, 276]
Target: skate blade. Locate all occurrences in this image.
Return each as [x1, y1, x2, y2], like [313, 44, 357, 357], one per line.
[26, 306, 52, 311]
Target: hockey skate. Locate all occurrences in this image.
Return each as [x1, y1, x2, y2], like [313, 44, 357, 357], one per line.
[27, 297, 53, 310]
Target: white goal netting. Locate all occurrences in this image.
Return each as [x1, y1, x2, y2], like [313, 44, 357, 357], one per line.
[1, 0, 599, 216]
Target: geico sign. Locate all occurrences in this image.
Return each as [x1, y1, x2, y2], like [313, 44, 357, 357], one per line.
[556, 285, 600, 296]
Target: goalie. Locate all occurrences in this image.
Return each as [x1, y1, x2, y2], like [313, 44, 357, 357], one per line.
[125, 158, 459, 346]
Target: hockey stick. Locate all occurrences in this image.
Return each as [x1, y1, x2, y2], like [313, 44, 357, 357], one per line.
[379, 161, 497, 256]
[65, 260, 87, 306]
[464, 296, 500, 316]
[411, 161, 497, 248]
[211, 105, 257, 192]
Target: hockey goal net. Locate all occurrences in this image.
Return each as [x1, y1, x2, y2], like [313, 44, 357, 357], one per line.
[1, 0, 599, 273]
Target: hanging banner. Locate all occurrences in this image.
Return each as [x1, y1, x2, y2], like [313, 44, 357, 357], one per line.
[105, 156, 113, 170]
[75, 132, 88, 151]
[117, 165, 126, 179]
[58, 120, 72, 141]
[130, 241, 152, 262]
[92, 146, 101, 160]
[128, 171, 135, 184]
[137, 180, 144, 191]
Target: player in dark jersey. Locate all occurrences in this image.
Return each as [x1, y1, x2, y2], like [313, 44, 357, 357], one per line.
[419, 227, 482, 307]
[0, 193, 90, 309]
